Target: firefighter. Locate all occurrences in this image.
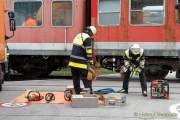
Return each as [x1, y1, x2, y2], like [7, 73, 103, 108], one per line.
[68, 26, 96, 94]
[118, 44, 147, 96]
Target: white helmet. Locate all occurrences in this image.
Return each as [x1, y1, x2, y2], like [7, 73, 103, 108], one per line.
[130, 44, 141, 55]
[89, 26, 97, 35]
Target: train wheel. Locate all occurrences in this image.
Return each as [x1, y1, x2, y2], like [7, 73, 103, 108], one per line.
[145, 64, 170, 80]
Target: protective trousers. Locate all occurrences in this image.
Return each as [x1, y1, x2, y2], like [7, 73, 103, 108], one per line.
[71, 67, 92, 94]
[122, 69, 147, 93]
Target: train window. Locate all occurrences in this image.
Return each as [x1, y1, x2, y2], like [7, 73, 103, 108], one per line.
[130, 0, 165, 25]
[14, 1, 43, 27]
[52, 1, 72, 26]
[98, 0, 120, 26]
[176, 0, 180, 24]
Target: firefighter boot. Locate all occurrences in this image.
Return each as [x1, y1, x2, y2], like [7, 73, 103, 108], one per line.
[117, 89, 128, 94]
[142, 90, 147, 97]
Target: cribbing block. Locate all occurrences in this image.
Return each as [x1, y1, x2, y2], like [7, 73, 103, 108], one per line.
[71, 94, 98, 108]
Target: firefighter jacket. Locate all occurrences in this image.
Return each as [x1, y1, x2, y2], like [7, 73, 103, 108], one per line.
[68, 33, 93, 69]
[124, 48, 145, 69]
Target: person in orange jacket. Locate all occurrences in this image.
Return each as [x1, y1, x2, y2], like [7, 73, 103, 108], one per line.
[22, 17, 37, 26]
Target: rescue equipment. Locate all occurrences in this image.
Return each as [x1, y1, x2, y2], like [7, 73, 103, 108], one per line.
[26, 91, 43, 101]
[64, 86, 91, 101]
[64, 89, 73, 101]
[71, 94, 98, 108]
[45, 93, 55, 103]
[150, 80, 169, 99]
[120, 63, 141, 77]
[87, 61, 100, 80]
[104, 93, 126, 106]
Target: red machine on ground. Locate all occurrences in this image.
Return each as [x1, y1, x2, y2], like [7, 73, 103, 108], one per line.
[4, 0, 180, 80]
[150, 80, 169, 99]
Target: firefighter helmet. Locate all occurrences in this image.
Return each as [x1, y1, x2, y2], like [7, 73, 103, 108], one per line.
[130, 44, 141, 55]
[86, 26, 97, 36]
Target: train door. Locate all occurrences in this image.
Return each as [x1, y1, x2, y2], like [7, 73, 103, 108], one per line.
[91, 0, 125, 71]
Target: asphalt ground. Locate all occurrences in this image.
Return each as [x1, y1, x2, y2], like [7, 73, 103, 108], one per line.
[0, 72, 180, 120]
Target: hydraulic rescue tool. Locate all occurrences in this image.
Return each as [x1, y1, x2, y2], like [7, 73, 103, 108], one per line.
[26, 91, 44, 101]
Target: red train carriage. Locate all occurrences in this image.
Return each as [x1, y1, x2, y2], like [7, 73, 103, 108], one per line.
[4, 0, 180, 79]
[5, 0, 85, 77]
[91, 0, 180, 80]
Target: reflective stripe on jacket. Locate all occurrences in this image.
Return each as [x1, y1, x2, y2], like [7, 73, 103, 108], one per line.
[68, 32, 93, 69]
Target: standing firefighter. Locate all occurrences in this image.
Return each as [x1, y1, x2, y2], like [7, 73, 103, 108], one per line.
[118, 44, 147, 97]
[68, 26, 97, 94]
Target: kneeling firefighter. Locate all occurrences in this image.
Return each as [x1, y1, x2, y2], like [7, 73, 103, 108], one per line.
[118, 44, 147, 96]
[68, 26, 97, 94]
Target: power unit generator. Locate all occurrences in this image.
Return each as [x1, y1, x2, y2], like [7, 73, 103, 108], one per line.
[150, 80, 169, 99]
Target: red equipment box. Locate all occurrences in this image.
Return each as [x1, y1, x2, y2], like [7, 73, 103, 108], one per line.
[150, 80, 169, 99]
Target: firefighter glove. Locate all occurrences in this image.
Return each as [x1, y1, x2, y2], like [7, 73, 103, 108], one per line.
[129, 64, 136, 72]
[88, 59, 94, 65]
[121, 66, 128, 73]
[139, 60, 145, 68]
[134, 67, 142, 75]
[124, 60, 130, 68]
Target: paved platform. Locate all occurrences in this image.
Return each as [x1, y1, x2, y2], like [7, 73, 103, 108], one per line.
[0, 76, 180, 120]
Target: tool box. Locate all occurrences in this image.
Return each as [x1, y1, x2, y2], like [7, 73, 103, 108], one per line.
[150, 80, 169, 99]
[103, 93, 126, 106]
[71, 94, 98, 108]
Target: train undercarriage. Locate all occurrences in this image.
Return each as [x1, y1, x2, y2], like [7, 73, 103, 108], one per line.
[9, 55, 69, 78]
[8, 55, 180, 80]
[101, 56, 179, 80]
